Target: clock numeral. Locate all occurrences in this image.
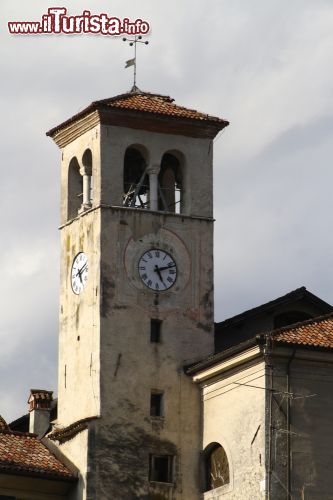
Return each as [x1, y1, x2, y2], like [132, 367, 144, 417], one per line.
[141, 273, 148, 280]
[169, 269, 176, 275]
[155, 282, 159, 290]
[141, 258, 147, 263]
[139, 266, 146, 270]
[163, 253, 167, 261]
[147, 252, 153, 259]
[155, 250, 160, 258]
[148, 279, 152, 287]
[167, 276, 173, 283]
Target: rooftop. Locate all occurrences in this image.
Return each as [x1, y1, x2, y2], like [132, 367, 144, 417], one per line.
[46, 90, 229, 139]
[215, 286, 333, 329]
[0, 425, 75, 481]
[274, 312, 333, 349]
[187, 311, 333, 375]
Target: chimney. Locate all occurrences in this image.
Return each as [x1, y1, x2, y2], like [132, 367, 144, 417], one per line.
[28, 389, 53, 438]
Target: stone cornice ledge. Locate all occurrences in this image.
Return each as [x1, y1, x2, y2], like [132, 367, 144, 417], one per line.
[59, 204, 214, 229]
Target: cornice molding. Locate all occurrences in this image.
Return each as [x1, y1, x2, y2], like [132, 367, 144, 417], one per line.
[192, 346, 261, 383]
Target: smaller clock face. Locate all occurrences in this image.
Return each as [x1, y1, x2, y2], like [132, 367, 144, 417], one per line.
[71, 252, 88, 295]
[138, 249, 177, 291]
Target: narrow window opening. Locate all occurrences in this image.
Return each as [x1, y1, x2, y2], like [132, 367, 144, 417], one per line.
[150, 319, 162, 343]
[150, 392, 163, 417]
[149, 454, 173, 483]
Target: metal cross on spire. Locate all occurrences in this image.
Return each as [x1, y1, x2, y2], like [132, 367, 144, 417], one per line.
[123, 35, 149, 92]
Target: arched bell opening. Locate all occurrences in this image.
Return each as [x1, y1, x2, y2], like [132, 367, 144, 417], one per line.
[123, 147, 149, 209]
[158, 153, 183, 214]
[67, 156, 82, 220]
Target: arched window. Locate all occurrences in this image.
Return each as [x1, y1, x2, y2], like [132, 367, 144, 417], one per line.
[204, 443, 230, 491]
[158, 153, 182, 214]
[123, 147, 149, 208]
[67, 157, 82, 220]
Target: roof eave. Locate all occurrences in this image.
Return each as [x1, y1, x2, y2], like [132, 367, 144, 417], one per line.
[0, 465, 77, 483]
[185, 337, 259, 375]
[47, 105, 228, 148]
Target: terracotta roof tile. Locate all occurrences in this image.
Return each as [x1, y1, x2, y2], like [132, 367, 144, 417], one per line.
[49, 416, 98, 444]
[0, 430, 75, 480]
[97, 92, 226, 123]
[273, 312, 333, 349]
[0, 416, 8, 431]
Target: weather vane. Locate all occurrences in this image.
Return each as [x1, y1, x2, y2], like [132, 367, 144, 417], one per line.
[123, 35, 149, 92]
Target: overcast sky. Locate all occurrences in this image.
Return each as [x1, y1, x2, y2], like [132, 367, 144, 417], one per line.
[1, 0, 333, 422]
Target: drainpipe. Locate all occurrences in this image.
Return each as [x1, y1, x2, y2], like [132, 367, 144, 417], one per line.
[268, 360, 273, 500]
[257, 333, 273, 500]
[286, 349, 296, 499]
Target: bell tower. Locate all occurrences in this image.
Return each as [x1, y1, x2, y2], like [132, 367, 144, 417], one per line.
[47, 90, 228, 499]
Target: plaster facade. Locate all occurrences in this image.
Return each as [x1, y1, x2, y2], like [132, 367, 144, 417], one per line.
[190, 341, 333, 500]
[193, 349, 266, 499]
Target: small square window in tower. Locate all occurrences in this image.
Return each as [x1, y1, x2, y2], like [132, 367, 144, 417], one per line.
[150, 319, 162, 343]
[150, 392, 163, 417]
[149, 454, 173, 483]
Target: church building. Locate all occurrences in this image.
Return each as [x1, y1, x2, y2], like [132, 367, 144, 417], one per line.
[1, 89, 333, 500]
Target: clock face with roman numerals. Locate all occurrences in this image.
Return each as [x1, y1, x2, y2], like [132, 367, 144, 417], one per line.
[71, 252, 88, 295]
[138, 249, 177, 291]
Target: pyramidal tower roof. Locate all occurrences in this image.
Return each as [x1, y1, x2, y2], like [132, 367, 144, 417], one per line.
[47, 89, 229, 147]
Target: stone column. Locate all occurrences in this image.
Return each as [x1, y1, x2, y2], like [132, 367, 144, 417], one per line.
[80, 165, 92, 210]
[147, 164, 160, 211]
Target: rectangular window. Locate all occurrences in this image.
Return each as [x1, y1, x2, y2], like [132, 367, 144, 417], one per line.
[150, 392, 163, 417]
[150, 319, 162, 343]
[149, 454, 173, 483]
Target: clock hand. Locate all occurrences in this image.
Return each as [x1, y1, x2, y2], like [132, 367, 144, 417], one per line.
[156, 263, 176, 272]
[77, 263, 87, 276]
[154, 265, 165, 284]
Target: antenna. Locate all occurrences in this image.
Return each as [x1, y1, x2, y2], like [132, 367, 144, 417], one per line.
[123, 35, 149, 92]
